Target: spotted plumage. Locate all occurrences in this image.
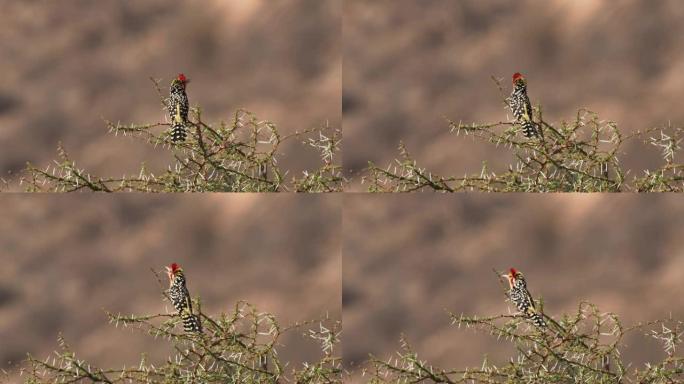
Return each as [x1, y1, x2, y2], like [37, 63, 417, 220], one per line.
[504, 268, 546, 328]
[509, 73, 539, 138]
[166, 263, 202, 333]
[168, 74, 190, 142]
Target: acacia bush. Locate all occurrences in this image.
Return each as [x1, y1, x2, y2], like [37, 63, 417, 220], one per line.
[364, 271, 683, 383]
[18, 272, 341, 383]
[365, 78, 684, 192]
[19, 79, 343, 192]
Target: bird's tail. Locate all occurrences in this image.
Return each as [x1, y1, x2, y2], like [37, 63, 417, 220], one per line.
[170, 122, 187, 143]
[181, 311, 202, 333]
[521, 120, 539, 138]
[529, 312, 547, 329]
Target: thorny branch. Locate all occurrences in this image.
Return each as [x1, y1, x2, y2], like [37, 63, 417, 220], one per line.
[20, 271, 341, 383]
[365, 271, 683, 383]
[19, 78, 343, 193]
[365, 78, 684, 193]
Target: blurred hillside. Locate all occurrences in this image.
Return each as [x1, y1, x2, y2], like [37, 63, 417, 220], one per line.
[343, 194, 684, 378]
[0, 195, 341, 380]
[343, 0, 684, 189]
[0, 0, 340, 184]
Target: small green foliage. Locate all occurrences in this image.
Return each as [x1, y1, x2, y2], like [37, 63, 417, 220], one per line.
[365, 79, 684, 193]
[19, 272, 341, 383]
[364, 272, 684, 383]
[20, 79, 343, 193]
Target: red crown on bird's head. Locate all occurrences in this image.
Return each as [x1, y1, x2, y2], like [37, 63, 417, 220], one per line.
[177, 73, 188, 83]
[168, 263, 182, 274]
[512, 72, 525, 83]
[503, 267, 520, 287]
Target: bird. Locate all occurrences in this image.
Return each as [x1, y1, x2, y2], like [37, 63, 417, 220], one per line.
[503, 267, 546, 328]
[167, 73, 190, 142]
[165, 263, 202, 333]
[508, 72, 539, 138]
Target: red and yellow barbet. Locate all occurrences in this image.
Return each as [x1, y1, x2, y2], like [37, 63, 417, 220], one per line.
[166, 263, 202, 333]
[509, 72, 539, 138]
[168, 73, 190, 142]
[503, 268, 547, 328]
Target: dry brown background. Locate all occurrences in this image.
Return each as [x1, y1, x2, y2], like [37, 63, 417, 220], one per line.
[0, 0, 341, 186]
[0, 195, 341, 380]
[343, 194, 684, 378]
[343, 0, 684, 190]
